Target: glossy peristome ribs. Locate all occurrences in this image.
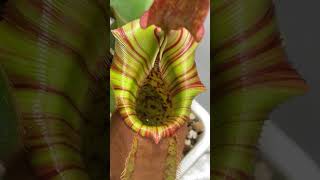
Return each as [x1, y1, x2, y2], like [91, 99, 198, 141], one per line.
[0, 0, 108, 179]
[212, 0, 308, 179]
[111, 19, 205, 144]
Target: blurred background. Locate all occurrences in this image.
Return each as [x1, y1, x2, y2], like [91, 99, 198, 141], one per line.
[270, 0, 320, 167]
[195, 12, 210, 113]
[181, 10, 211, 180]
[198, 1, 320, 179]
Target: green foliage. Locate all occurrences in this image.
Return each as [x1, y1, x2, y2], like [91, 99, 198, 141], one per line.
[111, 0, 153, 27]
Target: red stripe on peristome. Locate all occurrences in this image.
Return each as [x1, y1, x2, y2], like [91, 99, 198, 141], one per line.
[153, 128, 160, 144]
[166, 124, 179, 137]
[163, 29, 184, 54]
[131, 22, 151, 60]
[165, 66, 197, 89]
[214, 3, 275, 54]
[112, 52, 148, 80]
[171, 82, 205, 96]
[169, 71, 200, 92]
[116, 100, 135, 108]
[122, 114, 134, 127]
[113, 41, 149, 76]
[119, 111, 137, 121]
[162, 37, 195, 73]
[215, 77, 305, 98]
[3, 4, 98, 82]
[163, 62, 196, 81]
[213, 32, 282, 74]
[22, 112, 81, 135]
[213, 61, 304, 95]
[162, 125, 170, 138]
[27, 0, 83, 36]
[112, 86, 137, 99]
[144, 127, 150, 138]
[111, 66, 140, 87]
[11, 81, 88, 122]
[214, 61, 298, 89]
[118, 28, 150, 68]
[161, 50, 194, 77]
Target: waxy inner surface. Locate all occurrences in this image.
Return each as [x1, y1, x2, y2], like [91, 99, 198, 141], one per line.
[136, 63, 172, 126]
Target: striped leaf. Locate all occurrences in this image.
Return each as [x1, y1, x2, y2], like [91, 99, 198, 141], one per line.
[111, 19, 205, 143]
[0, 0, 108, 179]
[212, 0, 308, 179]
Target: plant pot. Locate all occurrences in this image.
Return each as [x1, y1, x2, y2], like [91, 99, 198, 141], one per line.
[177, 100, 320, 179]
[259, 121, 320, 179]
[177, 100, 210, 179]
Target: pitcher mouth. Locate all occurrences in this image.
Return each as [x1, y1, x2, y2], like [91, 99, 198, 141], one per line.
[111, 19, 205, 143]
[135, 62, 172, 127]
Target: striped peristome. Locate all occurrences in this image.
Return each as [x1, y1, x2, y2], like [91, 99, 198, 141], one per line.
[111, 19, 205, 144]
[0, 0, 108, 179]
[212, 0, 308, 179]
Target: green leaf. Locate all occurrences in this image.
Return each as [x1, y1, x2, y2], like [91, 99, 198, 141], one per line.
[110, 0, 153, 27]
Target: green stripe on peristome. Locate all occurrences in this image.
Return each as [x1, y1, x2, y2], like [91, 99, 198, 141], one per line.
[0, 0, 108, 179]
[212, 0, 308, 179]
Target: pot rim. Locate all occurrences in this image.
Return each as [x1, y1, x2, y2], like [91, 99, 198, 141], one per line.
[177, 100, 210, 179]
[260, 121, 320, 179]
[177, 101, 320, 179]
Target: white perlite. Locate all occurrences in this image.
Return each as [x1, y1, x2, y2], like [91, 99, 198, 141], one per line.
[184, 139, 191, 146]
[187, 130, 197, 139]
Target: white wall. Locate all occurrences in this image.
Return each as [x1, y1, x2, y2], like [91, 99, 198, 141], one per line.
[195, 13, 210, 113]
